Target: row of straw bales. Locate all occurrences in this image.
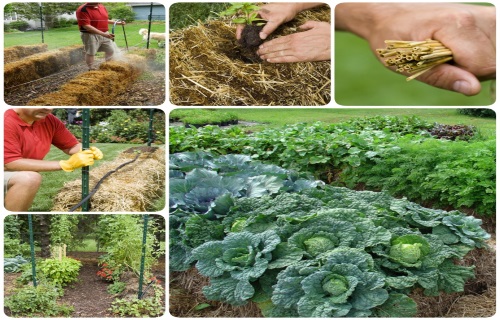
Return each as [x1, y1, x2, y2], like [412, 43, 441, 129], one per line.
[4, 44, 48, 63]
[27, 54, 146, 106]
[4, 45, 84, 90]
[51, 147, 165, 212]
[169, 6, 331, 106]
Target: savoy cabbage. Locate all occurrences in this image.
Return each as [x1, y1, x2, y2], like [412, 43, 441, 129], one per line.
[170, 152, 491, 317]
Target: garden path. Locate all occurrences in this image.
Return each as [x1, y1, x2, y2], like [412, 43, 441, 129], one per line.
[59, 252, 114, 317]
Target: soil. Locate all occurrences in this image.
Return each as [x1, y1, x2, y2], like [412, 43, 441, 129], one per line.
[4, 59, 165, 107]
[237, 24, 264, 63]
[4, 251, 166, 318]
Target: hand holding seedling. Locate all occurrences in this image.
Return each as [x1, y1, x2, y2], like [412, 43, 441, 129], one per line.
[335, 3, 495, 95]
[258, 21, 331, 63]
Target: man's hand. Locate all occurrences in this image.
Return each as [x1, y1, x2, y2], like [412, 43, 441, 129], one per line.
[257, 21, 331, 63]
[90, 146, 104, 160]
[335, 3, 496, 95]
[59, 150, 95, 172]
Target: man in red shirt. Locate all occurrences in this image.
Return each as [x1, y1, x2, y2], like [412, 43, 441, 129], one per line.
[76, 2, 126, 70]
[4, 109, 103, 211]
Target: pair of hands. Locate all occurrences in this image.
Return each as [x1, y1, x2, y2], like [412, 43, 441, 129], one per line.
[60, 146, 103, 172]
[236, 3, 331, 63]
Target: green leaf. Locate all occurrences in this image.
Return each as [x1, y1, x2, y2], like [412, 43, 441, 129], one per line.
[194, 303, 211, 310]
[374, 293, 418, 317]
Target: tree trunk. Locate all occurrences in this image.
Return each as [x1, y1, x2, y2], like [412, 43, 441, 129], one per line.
[38, 215, 51, 258]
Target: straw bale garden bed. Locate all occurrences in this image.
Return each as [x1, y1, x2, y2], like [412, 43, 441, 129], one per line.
[169, 109, 496, 318]
[169, 5, 331, 106]
[4, 45, 165, 106]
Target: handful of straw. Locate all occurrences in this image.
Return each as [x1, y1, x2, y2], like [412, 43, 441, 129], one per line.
[377, 39, 453, 81]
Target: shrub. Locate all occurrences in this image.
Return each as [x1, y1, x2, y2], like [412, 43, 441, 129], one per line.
[8, 20, 29, 31]
[5, 282, 73, 317]
[110, 283, 164, 317]
[458, 108, 495, 118]
[38, 257, 82, 287]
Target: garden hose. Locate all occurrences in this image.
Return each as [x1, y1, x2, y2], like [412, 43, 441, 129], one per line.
[112, 19, 129, 51]
[68, 153, 141, 212]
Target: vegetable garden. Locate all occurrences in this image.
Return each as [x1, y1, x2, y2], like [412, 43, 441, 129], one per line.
[169, 109, 495, 317]
[4, 214, 165, 317]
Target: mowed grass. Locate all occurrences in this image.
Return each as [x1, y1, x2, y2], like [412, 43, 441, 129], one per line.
[4, 21, 166, 50]
[216, 108, 496, 137]
[29, 143, 165, 212]
[335, 32, 494, 106]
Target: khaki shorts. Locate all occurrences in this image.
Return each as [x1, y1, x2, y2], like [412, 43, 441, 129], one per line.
[80, 32, 114, 56]
[4, 171, 18, 194]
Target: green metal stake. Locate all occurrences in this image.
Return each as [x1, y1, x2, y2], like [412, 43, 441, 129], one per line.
[147, 109, 154, 146]
[82, 109, 90, 212]
[28, 214, 37, 287]
[146, 2, 153, 49]
[138, 214, 149, 299]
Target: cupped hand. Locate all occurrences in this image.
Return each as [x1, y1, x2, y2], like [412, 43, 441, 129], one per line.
[257, 21, 331, 63]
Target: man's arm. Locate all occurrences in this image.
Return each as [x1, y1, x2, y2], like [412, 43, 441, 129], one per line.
[5, 159, 65, 172]
[61, 143, 82, 156]
[81, 25, 114, 39]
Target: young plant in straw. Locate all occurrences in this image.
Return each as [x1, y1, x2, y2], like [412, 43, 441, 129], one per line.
[377, 39, 453, 81]
[220, 2, 266, 48]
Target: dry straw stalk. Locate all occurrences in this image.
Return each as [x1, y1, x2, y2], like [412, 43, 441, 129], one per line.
[377, 39, 453, 81]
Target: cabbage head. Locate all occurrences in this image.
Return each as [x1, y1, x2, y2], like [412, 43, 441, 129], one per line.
[273, 248, 390, 317]
[191, 230, 281, 305]
[389, 235, 430, 267]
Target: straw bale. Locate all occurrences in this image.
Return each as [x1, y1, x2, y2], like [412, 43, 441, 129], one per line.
[4, 44, 48, 63]
[4, 45, 84, 90]
[51, 147, 165, 212]
[169, 6, 331, 106]
[27, 54, 146, 106]
[170, 267, 263, 317]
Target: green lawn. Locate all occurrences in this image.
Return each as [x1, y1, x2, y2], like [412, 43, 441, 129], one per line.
[4, 21, 166, 50]
[30, 143, 164, 212]
[335, 32, 494, 106]
[215, 108, 496, 137]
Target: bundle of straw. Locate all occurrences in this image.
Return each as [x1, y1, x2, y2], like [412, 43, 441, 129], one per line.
[377, 39, 453, 81]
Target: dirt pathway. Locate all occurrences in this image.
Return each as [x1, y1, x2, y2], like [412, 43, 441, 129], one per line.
[59, 252, 115, 317]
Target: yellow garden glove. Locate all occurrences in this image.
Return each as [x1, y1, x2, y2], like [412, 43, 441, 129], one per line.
[59, 150, 95, 172]
[90, 146, 104, 160]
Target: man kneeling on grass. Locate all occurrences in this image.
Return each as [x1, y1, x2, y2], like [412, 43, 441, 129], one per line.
[4, 108, 103, 212]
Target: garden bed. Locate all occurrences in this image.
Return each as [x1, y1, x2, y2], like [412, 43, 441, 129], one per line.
[4, 43, 48, 63]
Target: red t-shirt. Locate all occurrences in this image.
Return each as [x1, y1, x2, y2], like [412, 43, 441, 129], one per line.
[76, 3, 109, 32]
[4, 109, 79, 164]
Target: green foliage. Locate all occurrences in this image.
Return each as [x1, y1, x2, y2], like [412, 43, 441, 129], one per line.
[107, 281, 127, 294]
[170, 109, 238, 126]
[8, 20, 29, 31]
[50, 215, 80, 249]
[107, 3, 136, 22]
[5, 281, 73, 317]
[169, 3, 228, 29]
[37, 257, 82, 287]
[169, 152, 490, 317]
[110, 283, 164, 317]
[458, 108, 496, 118]
[96, 215, 163, 278]
[64, 109, 166, 144]
[4, 215, 31, 257]
[219, 2, 265, 25]
[169, 116, 495, 215]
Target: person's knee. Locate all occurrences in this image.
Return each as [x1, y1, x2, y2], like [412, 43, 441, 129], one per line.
[9, 171, 42, 190]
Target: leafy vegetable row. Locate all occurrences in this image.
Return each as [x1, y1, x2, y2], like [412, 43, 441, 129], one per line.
[169, 116, 495, 215]
[169, 152, 491, 317]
